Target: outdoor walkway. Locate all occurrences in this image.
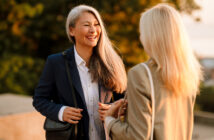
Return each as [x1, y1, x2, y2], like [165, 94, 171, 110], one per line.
[0, 93, 214, 140]
[193, 123, 214, 140]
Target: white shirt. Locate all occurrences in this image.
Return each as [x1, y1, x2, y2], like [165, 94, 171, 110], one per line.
[58, 46, 103, 140]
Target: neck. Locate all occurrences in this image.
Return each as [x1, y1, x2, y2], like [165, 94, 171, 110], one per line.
[75, 44, 93, 67]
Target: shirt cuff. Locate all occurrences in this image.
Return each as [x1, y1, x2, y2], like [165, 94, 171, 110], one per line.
[58, 106, 67, 122]
[105, 116, 116, 129]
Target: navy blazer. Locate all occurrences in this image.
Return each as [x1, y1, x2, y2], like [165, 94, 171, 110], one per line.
[33, 46, 123, 140]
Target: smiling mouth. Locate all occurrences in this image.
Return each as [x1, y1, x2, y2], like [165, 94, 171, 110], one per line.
[86, 36, 97, 41]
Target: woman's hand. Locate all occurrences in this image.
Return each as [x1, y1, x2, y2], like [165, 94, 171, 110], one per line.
[63, 107, 83, 124]
[98, 102, 111, 121]
[105, 99, 127, 119]
[118, 99, 128, 117]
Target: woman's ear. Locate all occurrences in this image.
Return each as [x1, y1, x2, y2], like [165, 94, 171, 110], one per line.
[69, 26, 75, 37]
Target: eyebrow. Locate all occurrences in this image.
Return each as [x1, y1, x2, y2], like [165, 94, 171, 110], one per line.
[81, 21, 99, 24]
[82, 21, 90, 24]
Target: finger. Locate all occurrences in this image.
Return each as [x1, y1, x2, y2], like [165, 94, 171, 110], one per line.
[114, 99, 124, 105]
[111, 100, 124, 110]
[98, 103, 111, 110]
[67, 111, 83, 118]
[67, 119, 79, 124]
[66, 113, 82, 119]
[98, 113, 106, 118]
[98, 110, 106, 116]
[99, 107, 108, 112]
[110, 104, 123, 115]
[70, 115, 82, 121]
[99, 109, 108, 113]
[64, 110, 82, 119]
[122, 101, 128, 107]
[98, 106, 109, 110]
[64, 114, 82, 122]
[66, 108, 82, 114]
[99, 102, 111, 107]
[105, 99, 125, 117]
[69, 107, 83, 113]
[64, 108, 83, 117]
[119, 109, 126, 116]
[98, 109, 107, 113]
[112, 100, 124, 110]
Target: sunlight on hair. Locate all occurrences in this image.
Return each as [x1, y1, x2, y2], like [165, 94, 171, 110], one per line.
[139, 4, 203, 96]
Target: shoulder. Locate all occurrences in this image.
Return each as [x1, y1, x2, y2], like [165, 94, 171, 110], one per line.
[128, 63, 148, 80]
[127, 62, 151, 96]
[47, 47, 74, 62]
[47, 53, 63, 62]
[43, 53, 65, 69]
[46, 52, 67, 66]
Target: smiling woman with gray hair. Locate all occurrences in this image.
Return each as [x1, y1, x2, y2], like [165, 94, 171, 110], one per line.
[33, 5, 127, 140]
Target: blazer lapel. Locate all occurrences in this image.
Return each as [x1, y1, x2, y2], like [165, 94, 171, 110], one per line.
[66, 47, 87, 107]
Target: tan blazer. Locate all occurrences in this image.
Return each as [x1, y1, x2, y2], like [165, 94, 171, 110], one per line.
[107, 61, 196, 140]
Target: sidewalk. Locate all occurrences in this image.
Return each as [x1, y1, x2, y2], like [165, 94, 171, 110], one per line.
[193, 123, 214, 140]
[0, 93, 45, 140]
[0, 93, 214, 140]
[0, 93, 34, 116]
[193, 111, 214, 140]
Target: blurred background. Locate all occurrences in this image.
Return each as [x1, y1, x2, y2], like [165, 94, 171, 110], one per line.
[0, 0, 214, 140]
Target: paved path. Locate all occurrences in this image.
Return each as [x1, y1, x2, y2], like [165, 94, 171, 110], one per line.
[1, 93, 214, 140]
[193, 123, 214, 140]
[0, 93, 34, 116]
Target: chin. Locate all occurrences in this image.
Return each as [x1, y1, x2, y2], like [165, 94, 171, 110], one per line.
[87, 42, 98, 48]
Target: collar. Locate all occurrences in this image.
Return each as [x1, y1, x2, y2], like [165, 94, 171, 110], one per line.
[74, 45, 86, 66]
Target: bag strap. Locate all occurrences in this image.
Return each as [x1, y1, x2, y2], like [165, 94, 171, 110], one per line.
[141, 63, 155, 140]
[62, 51, 78, 138]
[62, 51, 78, 107]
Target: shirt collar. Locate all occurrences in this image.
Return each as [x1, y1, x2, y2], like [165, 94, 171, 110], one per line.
[74, 45, 86, 66]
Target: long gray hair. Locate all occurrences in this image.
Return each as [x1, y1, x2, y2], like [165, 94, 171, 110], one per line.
[66, 5, 127, 93]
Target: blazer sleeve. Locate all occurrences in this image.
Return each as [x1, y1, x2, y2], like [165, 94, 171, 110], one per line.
[33, 55, 63, 121]
[107, 65, 152, 140]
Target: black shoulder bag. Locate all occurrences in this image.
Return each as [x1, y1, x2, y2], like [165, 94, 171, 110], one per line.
[44, 51, 78, 140]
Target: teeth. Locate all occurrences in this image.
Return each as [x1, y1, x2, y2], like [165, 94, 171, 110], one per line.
[88, 36, 96, 39]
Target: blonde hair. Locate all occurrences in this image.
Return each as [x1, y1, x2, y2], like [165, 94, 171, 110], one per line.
[139, 4, 203, 96]
[66, 5, 127, 93]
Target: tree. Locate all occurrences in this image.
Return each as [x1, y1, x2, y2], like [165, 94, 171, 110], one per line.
[91, 0, 200, 68]
[0, 0, 200, 94]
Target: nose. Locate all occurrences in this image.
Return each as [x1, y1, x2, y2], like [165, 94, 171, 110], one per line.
[89, 25, 96, 33]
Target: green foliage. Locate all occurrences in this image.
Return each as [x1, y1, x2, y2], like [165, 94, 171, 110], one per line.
[0, 54, 44, 95]
[92, 0, 199, 68]
[0, 0, 200, 95]
[0, 0, 44, 55]
[196, 85, 214, 113]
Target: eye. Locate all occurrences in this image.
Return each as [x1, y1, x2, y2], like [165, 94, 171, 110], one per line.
[95, 23, 100, 26]
[84, 24, 89, 26]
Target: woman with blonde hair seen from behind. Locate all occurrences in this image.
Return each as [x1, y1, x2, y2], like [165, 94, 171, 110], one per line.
[104, 3, 203, 140]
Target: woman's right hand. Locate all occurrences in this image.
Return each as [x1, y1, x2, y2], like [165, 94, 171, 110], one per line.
[63, 107, 83, 124]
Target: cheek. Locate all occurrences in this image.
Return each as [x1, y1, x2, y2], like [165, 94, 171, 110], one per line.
[96, 27, 101, 34]
[78, 27, 88, 35]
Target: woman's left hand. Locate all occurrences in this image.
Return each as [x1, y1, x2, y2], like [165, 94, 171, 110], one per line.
[98, 102, 111, 121]
[105, 99, 126, 119]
